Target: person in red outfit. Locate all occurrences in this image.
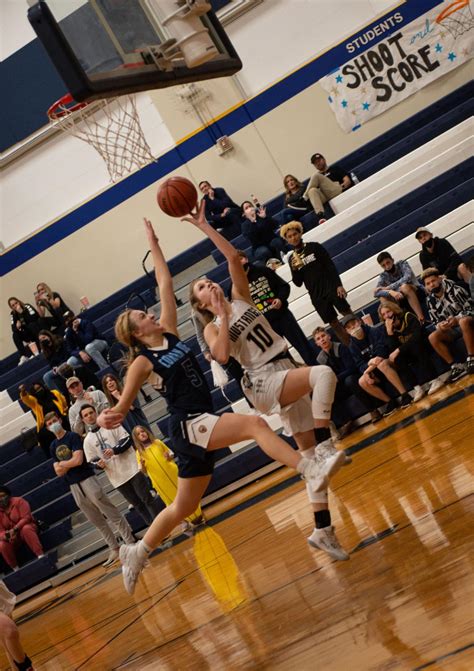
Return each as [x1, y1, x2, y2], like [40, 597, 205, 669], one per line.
[0, 486, 44, 571]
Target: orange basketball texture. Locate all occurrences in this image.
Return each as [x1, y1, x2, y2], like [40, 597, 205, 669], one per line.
[157, 177, 198, 217]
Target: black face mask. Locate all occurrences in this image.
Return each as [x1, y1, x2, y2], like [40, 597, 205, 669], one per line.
[432, 285, 443, 295]
[40, 339, 52, 348]
[0, 495, 10, 509]
[422, 240, 434, 251]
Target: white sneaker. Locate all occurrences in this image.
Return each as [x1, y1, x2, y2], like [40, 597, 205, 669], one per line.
[102, 549, 119, 568]
[316, 437, 352, 467]
[412, 385, 426, 402]
[308, 526, 349, 561]
[427, 377, 444, 395]
[119, 543, 147, 594]
[298, 457, 329, 493]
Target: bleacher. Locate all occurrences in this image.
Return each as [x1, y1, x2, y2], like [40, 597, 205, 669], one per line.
[1, 81, 472, 598]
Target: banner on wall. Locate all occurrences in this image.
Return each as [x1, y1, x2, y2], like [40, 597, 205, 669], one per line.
[319, 0, 474, 133]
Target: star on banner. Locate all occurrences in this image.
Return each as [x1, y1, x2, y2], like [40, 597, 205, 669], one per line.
[362, 102, 370, 111]
[448, 51, 456, 61]
[341, 99, 348, 108]
[336, 74, 343, 83]
[435, 43, 443, 53]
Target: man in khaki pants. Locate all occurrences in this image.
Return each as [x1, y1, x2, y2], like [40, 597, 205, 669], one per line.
[45, 411, 135, 567]
[304, 153, 353, 218]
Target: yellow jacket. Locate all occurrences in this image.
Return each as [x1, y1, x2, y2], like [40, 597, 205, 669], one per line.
[20, 389, 68, 431]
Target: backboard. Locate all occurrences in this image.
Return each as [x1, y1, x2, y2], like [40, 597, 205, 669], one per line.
[27, 1, 243, 102]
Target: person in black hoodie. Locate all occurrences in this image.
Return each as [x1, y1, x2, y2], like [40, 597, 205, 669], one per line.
[38, 330, 70, 395]
[234, 251, 314, 364]
[281, 221, 351, 345]
[416, 228, 471, 285]
[241, 201, 287, 265]
[8, 297, 43, 364]
[342, 314, 412, 416]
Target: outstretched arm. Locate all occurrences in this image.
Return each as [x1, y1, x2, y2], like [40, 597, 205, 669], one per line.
[144, 218, 177, 335]
[182, 202, 252, 303]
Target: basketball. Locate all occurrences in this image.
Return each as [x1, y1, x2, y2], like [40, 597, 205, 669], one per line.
[157, 177, 198, 217]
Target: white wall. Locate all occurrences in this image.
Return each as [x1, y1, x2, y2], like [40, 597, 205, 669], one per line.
[2, 0, 399, 250]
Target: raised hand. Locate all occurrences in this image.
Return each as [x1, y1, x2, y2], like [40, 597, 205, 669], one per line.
[144, 218, 158, 246]
[97, 408, 124, 429]
[181, 199, 207, 228]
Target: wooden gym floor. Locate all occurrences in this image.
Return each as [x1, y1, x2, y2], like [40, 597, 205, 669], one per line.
[3, 379, 473, 671]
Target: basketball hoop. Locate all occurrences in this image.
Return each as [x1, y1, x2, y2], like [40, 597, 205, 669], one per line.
[435, 0, 474, 38]
[47, 93, 156, 182]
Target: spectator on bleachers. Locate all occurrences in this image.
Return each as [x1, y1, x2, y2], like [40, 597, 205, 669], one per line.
[57, 362, 101, 393]
[18, 382, 70, 458]
[469, 256, 474, 301]
[374, 252, 425, 322]
[303, 153, 352, 219]
[132, 425, 204, 533]
[199, 181, 241, 236]
[241, 201, 287, 265]
[81, 405, 161, 526]
[281, 221, 351, 345]
[341, 314, 413, 416]
[45, 411, 135, 567]
[38, 330, 70, 395]
[35, 282, 72, 331]
[0, 579, 34, 671]
[233, 250, 314, 364]
[421, 268, 474, 380]
[313, 327, 382, 425]
[378, 301, 444, 399]
[67, 377, 109, 436]
[281, 174, 313, 223]
[8, 297, 44, 365]
[0, 485, 44, 571]
[101, 373, 150, 434]
[416, 228, 472, 285]
[64, 314, 109, 370]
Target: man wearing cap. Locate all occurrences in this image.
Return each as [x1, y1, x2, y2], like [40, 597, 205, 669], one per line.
[421, 267, 474, 380]
[416, 228, 471, 285]
[67, 377, 109, 436]
[281, 221, 352, 344]
[303, 153, 353, 218]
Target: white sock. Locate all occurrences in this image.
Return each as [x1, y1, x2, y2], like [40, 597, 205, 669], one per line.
[138, 540, 152, 558]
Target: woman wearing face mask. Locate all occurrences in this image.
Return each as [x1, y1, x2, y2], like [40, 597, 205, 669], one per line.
[0, 485, 44, 572]
[7, 297, 43, 365]
[240, 201, 287, 266]
[38, 330, 70, 395]
[35, 282, 72, 331]
[18, 382, 70, 458]
[378, 301, 444, 399]
[101, 373, 150, 435]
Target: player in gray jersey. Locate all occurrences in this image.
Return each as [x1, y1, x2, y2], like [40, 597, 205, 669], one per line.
[187, 203, 352, 561]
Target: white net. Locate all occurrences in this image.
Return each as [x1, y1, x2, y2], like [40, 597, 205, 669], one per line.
[437, 3, 474, 38]
[48, 94, 155, 182]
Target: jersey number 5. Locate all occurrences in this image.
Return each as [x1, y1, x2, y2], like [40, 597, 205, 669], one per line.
[246, 324, 274, 353]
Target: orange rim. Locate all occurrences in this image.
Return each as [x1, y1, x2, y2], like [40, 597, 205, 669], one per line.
[436, 0, 470, 23]
[47, 93, 89, 120]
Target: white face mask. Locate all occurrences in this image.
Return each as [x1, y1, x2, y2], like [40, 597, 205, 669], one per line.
[48, 421, 62, 434]
[349, 326, 364, 338]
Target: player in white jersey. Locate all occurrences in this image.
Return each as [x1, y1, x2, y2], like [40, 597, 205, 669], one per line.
[0, 581, 34, 670]
[186, 203, 351, 560]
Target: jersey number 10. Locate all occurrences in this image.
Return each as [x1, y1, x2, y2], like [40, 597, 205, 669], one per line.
[246, 324, 274, 352]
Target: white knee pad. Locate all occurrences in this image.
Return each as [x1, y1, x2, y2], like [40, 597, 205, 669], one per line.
[305, 484, 328, 504]
[309, 365, 336, 420]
